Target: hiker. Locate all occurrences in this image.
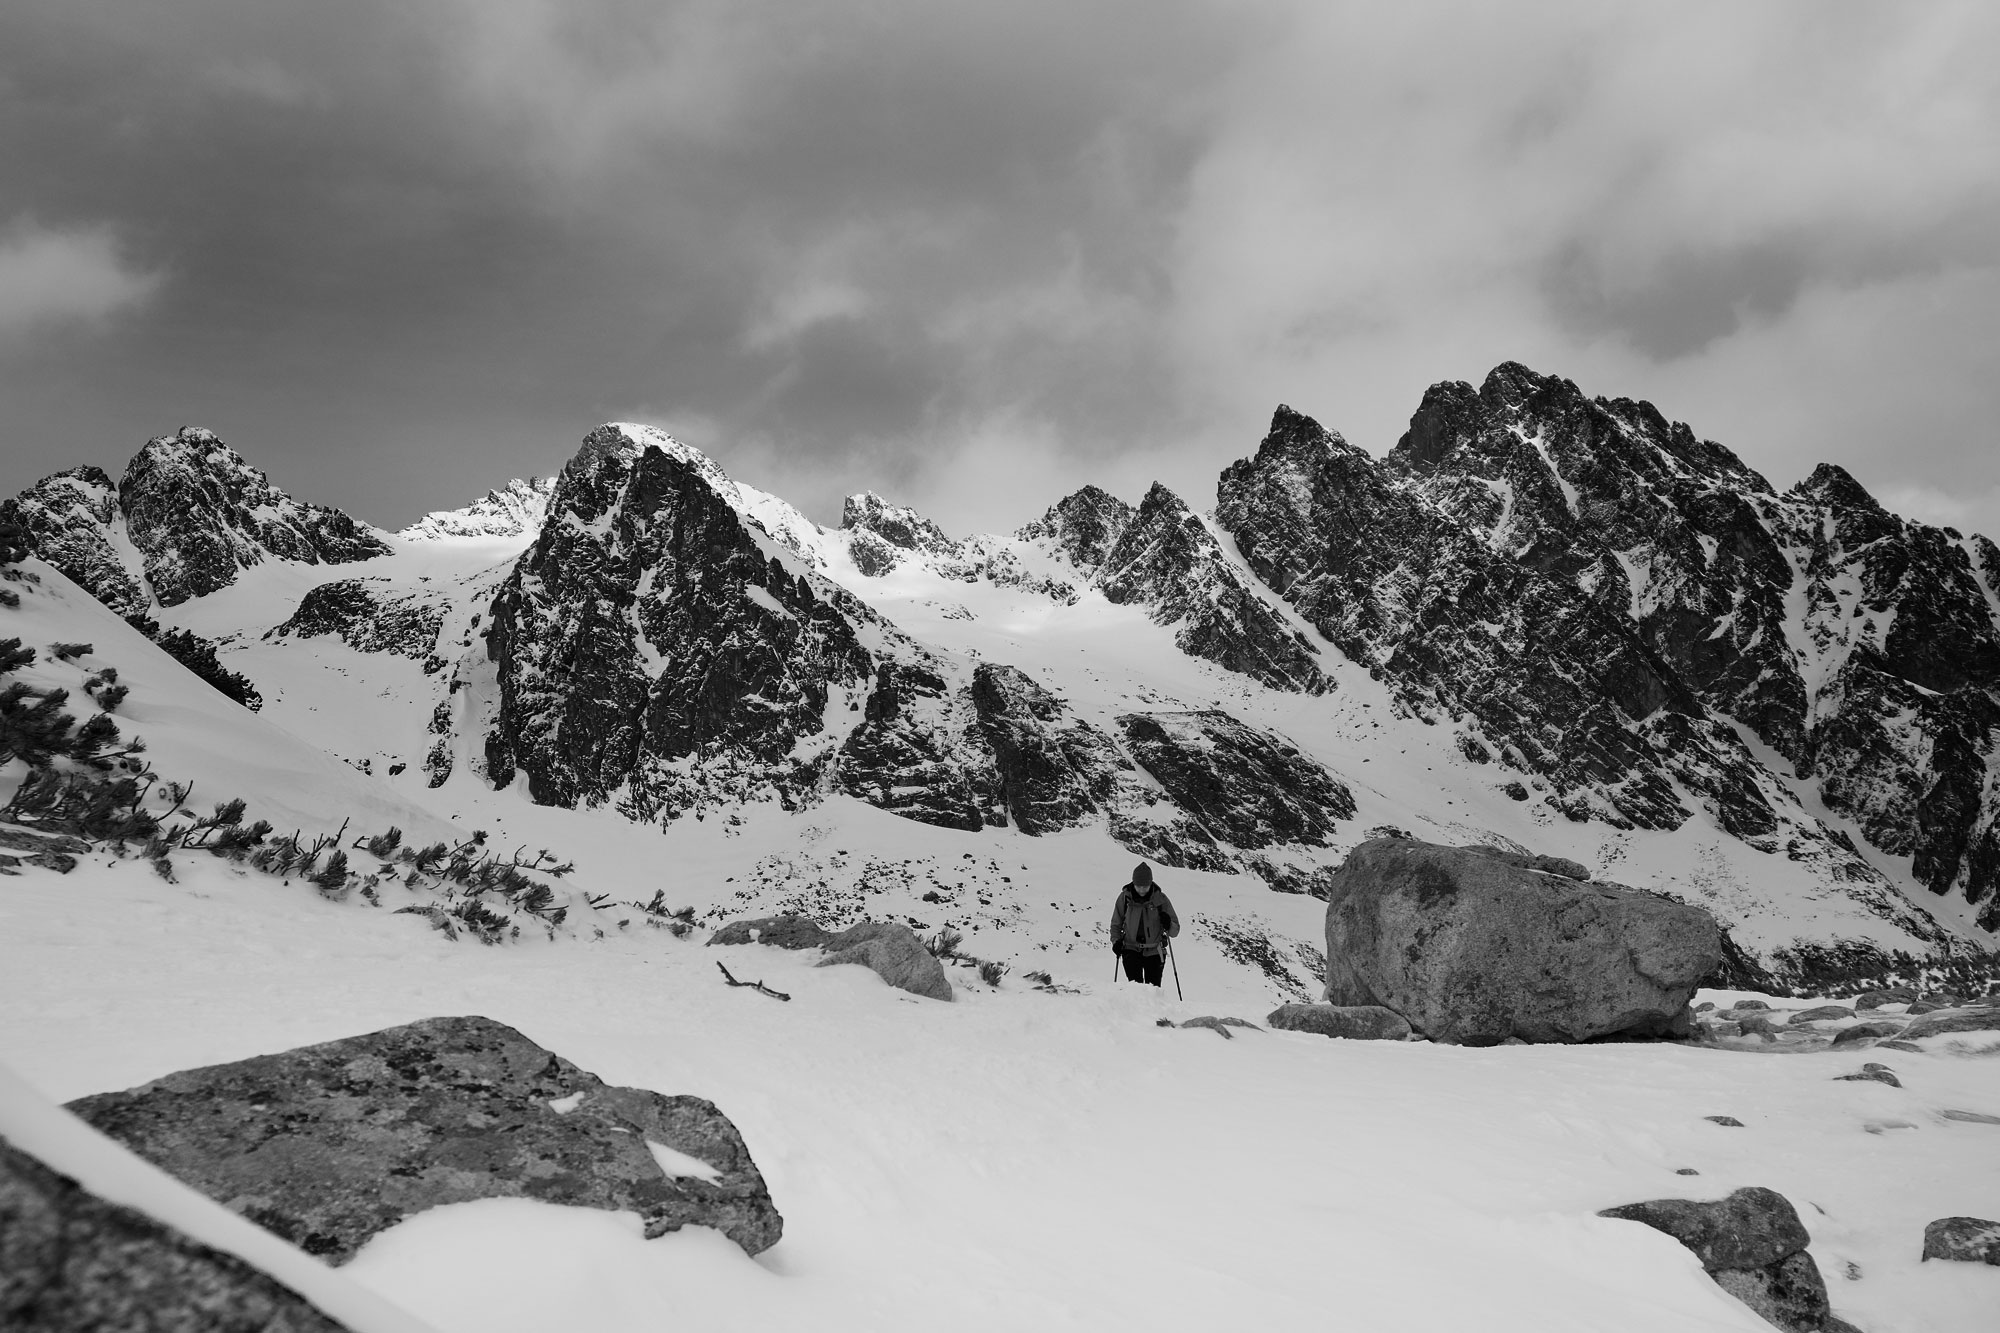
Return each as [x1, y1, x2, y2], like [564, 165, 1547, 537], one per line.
[1110, 862, 1179, 986]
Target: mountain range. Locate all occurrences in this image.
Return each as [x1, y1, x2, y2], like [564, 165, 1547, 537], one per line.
[8, 363, 1998, 989]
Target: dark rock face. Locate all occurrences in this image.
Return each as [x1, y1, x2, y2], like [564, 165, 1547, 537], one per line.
[1118, 711, 1354, 848]
[0, 1135, 354, 1332]
[1264, 1003, 1410, 1040]
[836, 661, 1005, 831]
[1322, 838, 1720, 1044]
[841, 492, 962, 572]
[1116, 710, 1352, 893]
[4, 431, 390, 612]
[1218, 399, 1707, 834]
[268, 578, 448, 660]
[484, 426, 875, 818]
[969, 663, 1128, 834]
[0, 468, 148, 617]
[1923, 1217, 2000, 1264]
[1599, 1187, 1842, 1333]
[119, 429, 388, 606]
[1217, 366, 1994, 951]
[1014, 485, 1136, 574]
[1095, 483, 1331, 694]
[64, 1015, 782, 1263]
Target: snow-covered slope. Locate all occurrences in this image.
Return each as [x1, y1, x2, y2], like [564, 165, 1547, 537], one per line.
[4, 849, 1997, 1333]
[3, 557, 452, 842]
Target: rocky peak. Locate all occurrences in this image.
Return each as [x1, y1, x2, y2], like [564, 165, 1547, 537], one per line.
[1095, 483, 1330, 694]
[1257, 404, 1359, 472]
[483, 427, 878, 816]
[1791, 462, 1888, 517]
[566, 423, 737, 499]
[117, 427, 390, 605]
[841, 492, 953, 550]
[1014, 485, 1135, 573]
[396, 476, 555, 542]
[0, 465, 149, 616]
[1392, 381, 1481, 473]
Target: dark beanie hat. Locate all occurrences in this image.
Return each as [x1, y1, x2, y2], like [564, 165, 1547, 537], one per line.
[1133, 862, 1153, 886]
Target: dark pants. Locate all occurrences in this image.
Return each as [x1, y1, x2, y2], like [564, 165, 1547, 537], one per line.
[1121, 950, 1164, 986]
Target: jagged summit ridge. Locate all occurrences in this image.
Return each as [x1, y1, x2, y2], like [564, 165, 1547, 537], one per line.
[1223, 363, 2000, 936]
[3, 426, 388, 610]
[397, 476, 555, 542]
[9, 370, 1998, 983]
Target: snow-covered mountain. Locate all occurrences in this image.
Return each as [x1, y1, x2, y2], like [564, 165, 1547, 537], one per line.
[8, 368, 2000, 991]
[395, 476, 555, 542]
[0, 427, 389, 615]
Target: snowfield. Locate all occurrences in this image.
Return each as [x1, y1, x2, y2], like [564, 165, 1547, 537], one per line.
[3, 849, 1997, 1333]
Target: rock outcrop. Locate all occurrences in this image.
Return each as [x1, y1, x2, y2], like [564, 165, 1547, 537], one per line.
[1922, 1216, 2000, 1265]
[1117, 710, 1353, 893]
[119, 429, 389, 606]
[1094, 483, 1331, 693]
[1264, 1003, 1411, 1040]
[396, 476, 555, 542]
[64, 1015, 782, 1262]
[1217, 366, 1993, 948]
[0, 468, 148, 617]
[482, 424, 877, 818]
[1013, 485, 1135, 574]
[268, 578, 449, 660]
[708, 914, 952, 1000]
[970, 663, 1128, 834]
[1599, 1187, 1853, 1333]
[836, 661, 1005, 831]
[0, 1135, 355, 1332]
[2, 429, 389, 611]
[816, 921, 954, 1001]
[1322, 838, 1720, 1044]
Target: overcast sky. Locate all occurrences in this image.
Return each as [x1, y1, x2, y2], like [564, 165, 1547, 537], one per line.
[3, 1, 1997, 540]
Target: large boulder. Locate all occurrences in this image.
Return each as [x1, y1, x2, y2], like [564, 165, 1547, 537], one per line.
[1922, 1217, 2000, 1265]
[1322, 839, 1720, 1044]
[1599, 1187, 1849, 1333]
[816, 921, 954, 1002]
[1265, 1004, 1411, 1041]
[64, 1015, 781, 1264]
[1, 1135, 354, 1332]
[1829, 1020, 1905, 1047]
[1900, 1007, 2000, 1040]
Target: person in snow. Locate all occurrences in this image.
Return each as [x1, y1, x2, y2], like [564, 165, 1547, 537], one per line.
[1110, 862, 1179, 986]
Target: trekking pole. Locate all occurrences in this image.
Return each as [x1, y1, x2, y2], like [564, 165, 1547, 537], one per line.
[1166, 938, 1183, 1000]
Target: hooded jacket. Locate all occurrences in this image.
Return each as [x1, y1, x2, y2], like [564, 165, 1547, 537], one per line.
[1110, 883, 1179, 957]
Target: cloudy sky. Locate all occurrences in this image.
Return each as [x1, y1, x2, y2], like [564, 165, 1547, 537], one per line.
[3, 1, 1997, 539]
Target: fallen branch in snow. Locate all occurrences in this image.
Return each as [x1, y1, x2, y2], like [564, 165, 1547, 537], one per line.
[716, 962, 790, 1001]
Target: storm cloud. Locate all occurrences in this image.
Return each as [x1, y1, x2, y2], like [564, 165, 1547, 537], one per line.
[3, 0, 1997, 538]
